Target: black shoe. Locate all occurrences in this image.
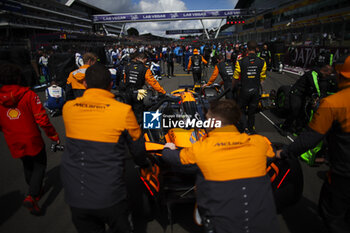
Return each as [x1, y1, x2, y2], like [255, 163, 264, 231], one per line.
[167, 75, 171, 79]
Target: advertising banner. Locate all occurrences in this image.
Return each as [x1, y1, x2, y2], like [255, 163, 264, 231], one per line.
[93, 10, 249, 23]
[166, 29, 204, 35]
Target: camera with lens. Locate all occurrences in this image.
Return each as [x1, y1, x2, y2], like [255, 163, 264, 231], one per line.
[50, 143, 64, 152]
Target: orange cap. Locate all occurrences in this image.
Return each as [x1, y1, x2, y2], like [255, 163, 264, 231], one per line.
[335, 55, 350, 78]
[193, 49, 199, 54]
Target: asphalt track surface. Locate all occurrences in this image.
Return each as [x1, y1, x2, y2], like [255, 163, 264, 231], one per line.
[0, 63, 329, 233]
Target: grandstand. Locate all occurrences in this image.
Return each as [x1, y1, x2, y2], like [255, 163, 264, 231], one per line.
[0, 0, 122, 49]
[232, 0, 350, 46]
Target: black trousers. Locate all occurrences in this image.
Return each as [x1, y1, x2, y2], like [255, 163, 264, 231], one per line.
[266, 60, 272, 70]
[176, 55, 182, 64]
[319, 173, 350, 233]
[239, 87, 260, 130]
[193, 72, 202, 84]
[124, 92, 144, 125]
[132, 101, 144, 125]
[167, 62, 174, 76]
[20, 147, 47, 197]
[283, 94, 303, 130]
[65, 84, 75, 101]
[71, 200, 131, 233]
[128, 98, 144, 125]
[223, 79, 233, 100]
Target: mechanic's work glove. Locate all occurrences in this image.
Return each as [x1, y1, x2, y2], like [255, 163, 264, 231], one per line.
[137, 89, 147, 101]
[164, 142, 176, 150]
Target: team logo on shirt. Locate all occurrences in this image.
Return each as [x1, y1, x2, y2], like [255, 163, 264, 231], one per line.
[7, 108, 21, 120]
[35, 96, 41, 105]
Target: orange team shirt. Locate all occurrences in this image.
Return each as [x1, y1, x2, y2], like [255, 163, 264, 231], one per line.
[179, 125, 275, 181]
[63, 88, 141, 143]
[67, 64, 90, 90]
[309, 87, 350, 134]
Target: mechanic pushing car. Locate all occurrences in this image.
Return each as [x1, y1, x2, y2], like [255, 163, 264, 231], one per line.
[123, 52, 166, 123]
[162, 100, 280, 233]
[233, 40, 267, 134]
[277, 55, 350, 233]
[204, 54, 234, 100]
[61, 63, 150, 233]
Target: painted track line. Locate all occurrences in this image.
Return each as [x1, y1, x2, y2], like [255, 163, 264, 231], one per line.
[259, 111, 294, 142]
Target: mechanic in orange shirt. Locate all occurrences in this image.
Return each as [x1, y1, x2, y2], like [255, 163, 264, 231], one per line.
[66, 52, 97, 100]
[162, 100, 279, 233]
[62, 63, 149, 233]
